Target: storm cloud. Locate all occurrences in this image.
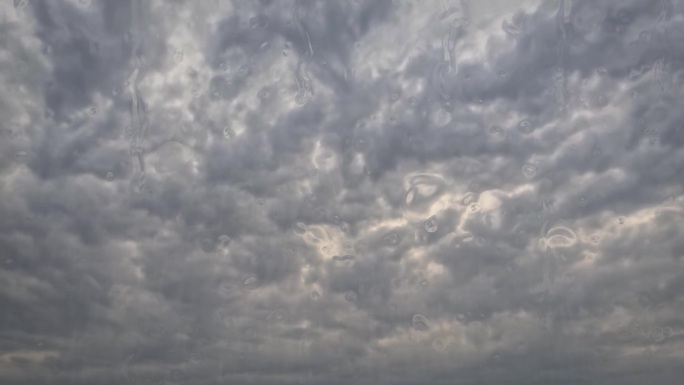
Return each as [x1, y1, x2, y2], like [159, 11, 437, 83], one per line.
[1, 0, 683, 384]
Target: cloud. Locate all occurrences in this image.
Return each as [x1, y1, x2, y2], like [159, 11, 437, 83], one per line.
[1, 0, 683, 384]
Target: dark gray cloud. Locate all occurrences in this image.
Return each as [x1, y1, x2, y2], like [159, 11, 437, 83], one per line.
[1, 0, 684, 384]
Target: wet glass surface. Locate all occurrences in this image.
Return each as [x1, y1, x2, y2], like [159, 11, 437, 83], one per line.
[1, 1, 684, 384]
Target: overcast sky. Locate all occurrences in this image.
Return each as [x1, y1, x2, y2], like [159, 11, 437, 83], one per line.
[1, 0, 684, 384]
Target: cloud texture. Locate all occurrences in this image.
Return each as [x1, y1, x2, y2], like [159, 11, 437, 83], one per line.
[1, 0, 684, 384]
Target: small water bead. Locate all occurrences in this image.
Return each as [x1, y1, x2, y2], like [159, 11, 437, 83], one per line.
[617, 216, 625, 225]
[584, 252, 596, 262]
[267, 309, 288, 322]
[173, 49, 185, 64]
[236, 64, 250, 78]
[219, 62, 228, 71]
[432, 338, 447, 351]
[462, 192, 476, 206]
[200, 238, 215, 253]
[344, 291, 358, 302]
[424, 216, 439, 233]
[222, 126, 235, 139]
[432, 108, 452, 127]
[411, 313, 431, 331]
[106, 171, 114, 181]
[218, 280, 234, 296]
[332, 255, 355, 262]
[468, 203, 480, 213]
[310, 290, 321, 301]
[517, 119, 534, 134]
[87, 105, 97, 115]
[521, 164, 537, 178]
[249, 14, 270, 29]
[14, 0, 28, 9]
[242, 276, 258, 290]
[651, 327, 666, 343]
[257, 88, 271, 100]
[489, 125, 504, 137]
[382, 232, 399, 246]
[502, 19, 520, 36]
[594, 95, 608, 108]
[390, 92, 400, 102]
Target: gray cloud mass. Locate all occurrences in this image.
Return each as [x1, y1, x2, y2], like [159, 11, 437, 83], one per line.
[1, 0, 684, 384]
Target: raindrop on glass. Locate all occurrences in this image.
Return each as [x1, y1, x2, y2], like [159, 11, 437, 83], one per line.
[411, 313, 431, 331]
[173, 49, 185, 64]
[382, 232, 399, 246]
[243, 276, 258, 290]
[521, 164, 537, 178]
[424, 216, 438, 233]
[344, 291, 358, 302]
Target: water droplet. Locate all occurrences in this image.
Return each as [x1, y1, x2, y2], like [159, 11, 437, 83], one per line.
[219, 62, 228, 71]
[258, 88, 271, 100]
[222, 126, 235, 139]
[382, 232, 399, 246]
[173, 49, 185, 64]
[617, 216, 625, 225]
[424, 216, 439, 233]
[218, 279, 234, 296]
[14, 0, 28, 9]
[411, 313, 431, 331]
[344, 291, 358, 302]
[468, 203, 480, 213]
[584, 252, 596, 262]
[390, 92, 400, 102]
[242, 276, 258, 290]
[260, 41, 271, 50]
[432, 338, 447, 351]
[405, 188, 416, 205]
[200, 238, 215, 253]
[517, 119, 534, 134]
[310, 290, 321, 301]
[282, 49, 289, 57]
[233, 64, 249, 79]
[489, 125, 504, 137]
[14, 150, 29, 162]
[217, 235, 231, 249]
[462, 192, 476, 206]
[87, 105, 97, 115]
[332, 255, 355, 262]
[432, 108, 452, 127]
[267, 309, 287, 322]
[651, 327, 666, 343]
[502, 19, 520, 36]
[249, 14, 270, 29]
[522, 164, 537, 178]
[595, 95, 608, 107]
[106, 171, 114, 181]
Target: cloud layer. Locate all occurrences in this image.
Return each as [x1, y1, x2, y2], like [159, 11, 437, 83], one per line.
[1, 0, 683, 384]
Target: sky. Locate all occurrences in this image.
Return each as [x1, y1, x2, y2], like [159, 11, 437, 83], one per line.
[1, 0, 684, 384]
